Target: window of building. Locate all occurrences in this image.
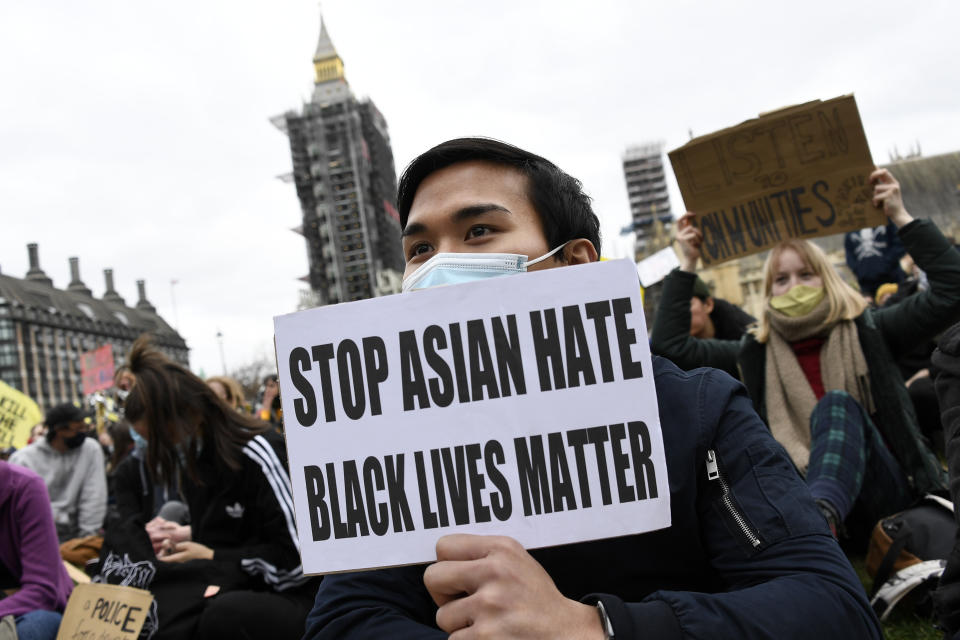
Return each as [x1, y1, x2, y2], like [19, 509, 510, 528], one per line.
[0, 343, 17, 367]
[0, 318, 13, 340]
[0, 371, 21, 389]
[76, 303, 96, 320]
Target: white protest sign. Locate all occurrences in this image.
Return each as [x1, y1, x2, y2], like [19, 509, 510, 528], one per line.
[636, 246, 681, 287]
[274, 259, 671, 575]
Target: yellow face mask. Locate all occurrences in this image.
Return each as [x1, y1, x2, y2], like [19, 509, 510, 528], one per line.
[769, 285, 825, 317]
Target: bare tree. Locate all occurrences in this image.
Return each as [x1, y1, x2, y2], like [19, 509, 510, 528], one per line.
[230, 354, 278, 408]
[298, 288, 322, 311]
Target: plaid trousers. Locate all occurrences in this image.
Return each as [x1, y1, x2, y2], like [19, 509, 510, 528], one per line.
[806, 390, 912, 530]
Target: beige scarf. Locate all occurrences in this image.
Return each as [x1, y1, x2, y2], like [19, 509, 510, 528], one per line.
[764, 301, 875, 472]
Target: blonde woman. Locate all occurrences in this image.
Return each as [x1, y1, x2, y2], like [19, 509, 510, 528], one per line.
[651, 169, 960, 538]
[206, 375, 247, 412]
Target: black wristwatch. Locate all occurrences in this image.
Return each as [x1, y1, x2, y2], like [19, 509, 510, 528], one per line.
[595, 600, 615, 640]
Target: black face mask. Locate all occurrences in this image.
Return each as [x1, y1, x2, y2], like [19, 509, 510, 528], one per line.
[63, 431, 88, 449]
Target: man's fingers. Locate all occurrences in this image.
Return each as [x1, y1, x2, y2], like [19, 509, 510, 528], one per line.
[448, 626, 478, 640]
[436, 534, 522, 561]
[424, 560, 484, 607]
[435, 592, 477, 633]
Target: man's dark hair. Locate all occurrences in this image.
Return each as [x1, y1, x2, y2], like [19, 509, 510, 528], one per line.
[43, 403, 87, 443]
[397, 138, 602, 257]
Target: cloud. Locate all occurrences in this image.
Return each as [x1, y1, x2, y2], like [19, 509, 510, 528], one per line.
[1, 0, 957, 377]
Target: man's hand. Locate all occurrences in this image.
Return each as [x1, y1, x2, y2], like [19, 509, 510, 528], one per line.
[423, 534, 604, 639]
[870, 169, 913, 227]
[158, 541, 214, 563]
[675, 212, 702, 272]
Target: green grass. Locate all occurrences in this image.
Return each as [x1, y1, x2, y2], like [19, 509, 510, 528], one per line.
[848, 555, 941, 639]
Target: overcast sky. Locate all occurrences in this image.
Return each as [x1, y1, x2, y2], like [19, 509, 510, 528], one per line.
[1, 0, 957, 377]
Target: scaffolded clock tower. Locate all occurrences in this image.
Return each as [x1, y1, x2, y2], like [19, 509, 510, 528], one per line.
[274, 16, 405, 305]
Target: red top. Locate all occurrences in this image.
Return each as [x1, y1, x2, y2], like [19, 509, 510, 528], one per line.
[791, 337, 826, 399]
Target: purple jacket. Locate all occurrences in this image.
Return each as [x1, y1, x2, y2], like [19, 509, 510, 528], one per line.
[0, 461, 73, 618]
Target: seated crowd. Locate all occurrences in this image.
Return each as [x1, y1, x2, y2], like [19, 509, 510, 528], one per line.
[3, 140, 960, 640]
[1, 359, 297, 640]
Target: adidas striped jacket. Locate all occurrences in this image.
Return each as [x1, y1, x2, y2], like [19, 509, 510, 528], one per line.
[183, 429, 312, 593]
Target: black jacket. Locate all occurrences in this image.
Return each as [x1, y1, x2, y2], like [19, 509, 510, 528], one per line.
[183, 430, 307, 591]
[304, 358, 881, 640]
[931, 322, 960, 635]
[933, 322, 960, 508]
[710, 297, 756, 341]
[106, 430, 309, 594]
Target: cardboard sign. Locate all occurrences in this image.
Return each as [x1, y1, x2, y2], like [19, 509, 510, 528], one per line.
[669, 95, 885, 265]
[636, 246, 680, 287]
[57, 583, 153, 640]
[274, 259, 671, 574]
[0, 380, 43, 449]
[80, 345, 115, 395]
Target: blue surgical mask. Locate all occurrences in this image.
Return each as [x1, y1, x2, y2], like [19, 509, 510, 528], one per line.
[129, 426, 148, 453]
[401, 242, 569, 293]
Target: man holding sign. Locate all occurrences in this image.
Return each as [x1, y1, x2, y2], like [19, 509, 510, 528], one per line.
[300, 139, 880, 639]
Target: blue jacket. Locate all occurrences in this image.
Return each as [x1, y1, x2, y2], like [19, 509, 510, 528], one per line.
[304, 358, 881, 639]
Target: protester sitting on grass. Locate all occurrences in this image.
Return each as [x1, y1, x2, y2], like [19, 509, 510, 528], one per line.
[106, 420, 192, 548]
[102, 420, 137, 528]
[102, 420, 135, 474]
[881, 274, 944, 450]
[651, 169, 960, 541]
[844, 221, 906, 302]
[9, 403, 107, 543]
[931, 322, 960, 638]
[119, 336, 314, 639]
[256, 373, 282, 428]
[0, 460, 73, 640]
[206, 375, 246, 413]
[874, 282, 899, 307]
[305, 137, 882, 640]
[27, 423, 45, 445]
[650, 222, 755, 378]
[687, 274, 755, 341]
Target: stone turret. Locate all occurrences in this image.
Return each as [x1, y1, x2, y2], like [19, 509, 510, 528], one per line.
[102, 269, 126, 304]
[135, 280, 156, 313]
[67, 257, 93, 297]
[25, 243, 53, 286]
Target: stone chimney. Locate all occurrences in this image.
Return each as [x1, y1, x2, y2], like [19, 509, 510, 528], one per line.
[66, 257, 93, 296]
[102, 269, 126, 304]
[135, 280, 157, 313]
[25, 243, 53, 286]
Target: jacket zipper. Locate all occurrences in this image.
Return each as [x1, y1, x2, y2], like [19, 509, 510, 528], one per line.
[706, 449, 762, 548]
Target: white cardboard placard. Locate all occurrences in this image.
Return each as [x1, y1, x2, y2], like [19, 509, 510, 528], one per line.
[274, 259, 671, 574]
[636, 246, 680, 288]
